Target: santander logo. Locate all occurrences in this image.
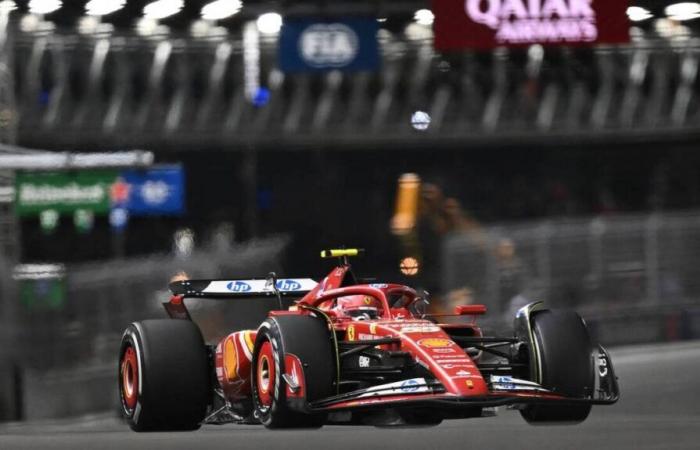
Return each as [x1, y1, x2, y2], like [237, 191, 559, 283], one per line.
[464, 0, 598, 44]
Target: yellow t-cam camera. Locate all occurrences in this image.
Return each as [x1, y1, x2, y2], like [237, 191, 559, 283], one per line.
[320, 248, 364, 259]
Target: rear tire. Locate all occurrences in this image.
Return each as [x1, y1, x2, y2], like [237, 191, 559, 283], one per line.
[252, 315, 334, 428]
[520, 310, 593, 424]
[119, 320, 210, 431]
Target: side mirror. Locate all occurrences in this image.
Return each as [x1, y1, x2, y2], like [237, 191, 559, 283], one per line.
[454, 304, 487, 315]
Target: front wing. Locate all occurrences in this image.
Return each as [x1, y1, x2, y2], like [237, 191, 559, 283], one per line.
[308, 345, 620, 413]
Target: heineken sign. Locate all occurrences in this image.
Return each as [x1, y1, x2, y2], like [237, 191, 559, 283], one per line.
[15, 171, 118, 216]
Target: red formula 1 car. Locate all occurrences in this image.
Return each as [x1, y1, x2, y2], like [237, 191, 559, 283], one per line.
[118, 249, 619, 431]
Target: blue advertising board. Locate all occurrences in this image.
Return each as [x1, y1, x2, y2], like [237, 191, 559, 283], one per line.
[279, 18, 379, 72]
[114, 165, 184, 216]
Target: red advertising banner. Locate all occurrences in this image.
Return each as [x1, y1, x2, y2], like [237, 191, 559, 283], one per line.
[433, 0, 630, 50]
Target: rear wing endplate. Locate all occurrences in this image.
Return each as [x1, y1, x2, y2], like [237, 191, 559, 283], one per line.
[169, 277, 318, 299]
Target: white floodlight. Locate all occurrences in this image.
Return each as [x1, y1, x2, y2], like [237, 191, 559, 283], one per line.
[85, 0, 126, 17]
[256, 12, 282, 34]
[414, 9, 434, 26]
[28, 0, 62, 15]
[666, 2, 700, 21]
[201, 0, 242, 21]
[0, 1, 17, 14]
[627, 6, 653, 22]
[143, 0, 184, 20]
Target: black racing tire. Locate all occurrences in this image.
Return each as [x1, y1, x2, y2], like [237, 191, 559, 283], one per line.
[119, 320, 210, 431]
[252, 315, 334, 428]
[520, 310, 593, 424]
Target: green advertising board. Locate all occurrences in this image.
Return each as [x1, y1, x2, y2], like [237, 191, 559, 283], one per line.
[15, 170, 118, 216]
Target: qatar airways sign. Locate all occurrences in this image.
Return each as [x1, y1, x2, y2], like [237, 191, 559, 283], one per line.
[433, 0, 629, 50]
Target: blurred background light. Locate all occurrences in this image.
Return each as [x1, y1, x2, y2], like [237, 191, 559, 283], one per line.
[0, 1, 17, 13]
[665, 2, 700, 21]
[256, 12, 282, 34]
[414, 9, 434, 26]
[143, 0, 184, 20]
[201, 0, 242, 21]
[28, 0, 62, 15]
[136, 17, 169, 35]
[400, 257, 420, 276]
[627, 6, 653, 22]
[85, 0, 126, 17]
[411, 111, 431, 131]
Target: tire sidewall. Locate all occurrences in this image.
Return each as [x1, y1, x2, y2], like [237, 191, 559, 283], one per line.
[119, 324, 146, 430]
[252, 319, 287, 427]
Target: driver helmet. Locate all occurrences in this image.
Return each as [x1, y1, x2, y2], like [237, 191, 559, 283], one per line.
[334, 295, 381, 320]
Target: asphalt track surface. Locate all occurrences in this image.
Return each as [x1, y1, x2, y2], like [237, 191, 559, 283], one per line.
[2, 340, 700, 450]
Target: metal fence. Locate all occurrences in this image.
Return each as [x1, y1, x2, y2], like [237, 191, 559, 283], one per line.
[442, 211, 700, 322]
[14, 237, 288, 371]
[10, 28, 700, 148]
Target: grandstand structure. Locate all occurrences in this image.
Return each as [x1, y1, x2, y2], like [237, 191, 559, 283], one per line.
[2, 1, 700, 149]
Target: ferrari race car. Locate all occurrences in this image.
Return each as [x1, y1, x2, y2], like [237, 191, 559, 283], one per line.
[118, 249, 619, 431]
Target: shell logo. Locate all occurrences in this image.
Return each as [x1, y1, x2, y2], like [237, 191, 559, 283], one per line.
[418, 338, 453, 348]
[223, 336, 238, 381]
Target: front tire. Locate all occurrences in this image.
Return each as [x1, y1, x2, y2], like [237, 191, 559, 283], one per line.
[520, 310, 593, 424]
[119, 320, 210, 431]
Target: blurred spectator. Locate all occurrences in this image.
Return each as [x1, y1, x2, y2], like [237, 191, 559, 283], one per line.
[494, 238, 533, 319]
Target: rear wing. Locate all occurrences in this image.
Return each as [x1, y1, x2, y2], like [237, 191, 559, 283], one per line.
[169, 277, 318, 299]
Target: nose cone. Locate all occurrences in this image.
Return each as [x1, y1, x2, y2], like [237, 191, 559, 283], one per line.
[401, 331, 489, 396]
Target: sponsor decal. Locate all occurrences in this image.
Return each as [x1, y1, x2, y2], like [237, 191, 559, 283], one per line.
[490, 375, 549, 392]
[276, 279, 302, 291]
[358, 333, 375, 341]
[369, 283, 388, 289]
[204, 278, 317, 295]
[434, 355, 472, 361]
[369, 323, 378, 334]
[432, 348, 457, 354]
[400, 379, 420, 393]
[347, 325, 355, 341]
[223, 336, 238, 381]
[359, 356, 370, 368]
[433, 0, 630, 50]
[355, 378, 430, 399]
[456, 370, 472, 377]
[440, 363, 473, 369]
[598, 355, 608, 377]
[399, 325, 442, 333]
[466, 380, 474, 389]
[419, 338, 454, 348]
[466, 0, 599, 44]
[227, 281, 252, 292]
